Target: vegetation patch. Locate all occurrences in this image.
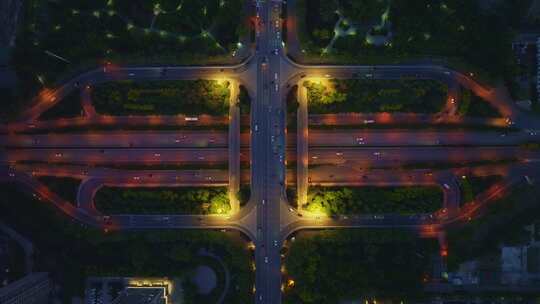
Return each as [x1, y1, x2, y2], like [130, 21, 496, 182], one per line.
[0, 184, 253, 303]
[37, 176, 81, 205]
[283, 229, 438, 303]
[287, 85, 299, 131]
[2, 240, 26, 284]
[238, 85, 251, 116]
[305, 186, 443, 215]
[92, 80, 230, 116]
[238, 185, 251, 206]
[304, 79, 447, 114]
[447, 183, 540, 271]
[9, 0, 248, 119]
[296, 0, 527, 83]
[286, 187, 298, 207]
[459, 175, 503, 206]
[94, 186, 231, 215]
[39, 89, 83, 120]
[457, 89, 502, 118]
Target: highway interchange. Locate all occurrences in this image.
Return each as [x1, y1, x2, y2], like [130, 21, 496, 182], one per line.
[2, 0, 540, 303]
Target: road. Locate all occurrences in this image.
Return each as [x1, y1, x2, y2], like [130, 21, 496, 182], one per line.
[251, 1, 287, 302]
[1, 147, 238, 164]
[2, 129, 535, 149]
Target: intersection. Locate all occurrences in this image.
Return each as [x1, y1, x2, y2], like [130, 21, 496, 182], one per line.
[2, 0, 540, 303]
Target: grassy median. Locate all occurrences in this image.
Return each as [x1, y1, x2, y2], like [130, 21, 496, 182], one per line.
[305, 186, 443, 215]
[92, 80, 230, 116]
[304, 79, 447, 114]
[94, 186, 231, 215]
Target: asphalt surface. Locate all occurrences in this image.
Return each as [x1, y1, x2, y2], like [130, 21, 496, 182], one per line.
[1, 129, 536, 150]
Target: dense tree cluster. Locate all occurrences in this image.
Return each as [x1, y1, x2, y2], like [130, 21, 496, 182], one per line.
[238, 85, 251, 116]
[457, 89, 502, 117]
[38, 89, 83, 120]
[238, 185, 251, 206]
[299, 0, 526, 82]
[38, 176, 81, 205]
[9, 0, 247, 120]
[0, 184, 253, 303]
[459, 175, 503, 206]
[284, 229, 437, 303]
[303, 0, 339, 47]
[304, 79, 447, 114]
[94, 186, 231, 214]
[92, 80, 230, 115]
[448, 183, 540, 271]
[306, 186, 443, 215]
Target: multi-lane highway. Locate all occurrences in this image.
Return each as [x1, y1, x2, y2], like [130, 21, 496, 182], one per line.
[3, 129, 535, 148]
[2, 0, 540, 303]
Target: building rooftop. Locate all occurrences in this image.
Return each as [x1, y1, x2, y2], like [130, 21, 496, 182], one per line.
[112, 287, 166, 304]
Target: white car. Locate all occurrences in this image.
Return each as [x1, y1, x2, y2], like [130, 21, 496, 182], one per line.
[264, 257, 269, 263]
[443, 183, 450, 189]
